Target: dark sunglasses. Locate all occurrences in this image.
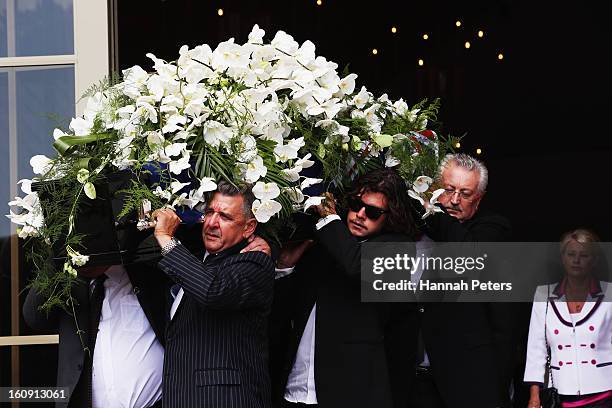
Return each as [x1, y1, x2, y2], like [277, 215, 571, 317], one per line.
[347, 197, 388, 220]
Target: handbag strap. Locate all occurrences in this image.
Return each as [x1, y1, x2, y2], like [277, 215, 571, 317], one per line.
[544, 285, 555, 388]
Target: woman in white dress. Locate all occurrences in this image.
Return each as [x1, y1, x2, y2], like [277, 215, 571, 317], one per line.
[524, 229, 612, 408]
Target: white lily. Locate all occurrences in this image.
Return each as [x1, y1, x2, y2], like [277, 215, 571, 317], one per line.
[17, 179, 33, 195]
[132, 100, 158, 124]
[203, 120, 233, 147]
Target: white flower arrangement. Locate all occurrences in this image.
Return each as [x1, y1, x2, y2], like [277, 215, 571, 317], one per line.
[7, 24, 451, 271]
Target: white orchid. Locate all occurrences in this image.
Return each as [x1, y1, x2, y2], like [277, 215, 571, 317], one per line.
[385, 155, 401, 167]
[169, 152, 191, 175]
[252, 181, 281, 201]
[212, 39, 250, 70]
[336, 73, 358, 97]
[300, 177, 323, 190]
[66, 245, 89, 267]
[69, 117, 94, 136]
[235, 135, 258, 162]
[303, 196, 324, 212]
[281, 167, 301, 182]
[153, 186, 172, 200]
[283, 187, 304, 204]
[271, 31, 299, 55]
[9, 25, 444, 237]
[182, 177, 217, 209]
[243, 155, 267, 183]
[53, 128, 69, 141]
[252, 199, 283, 223]
[248, 24, 266, 44]
[413, 176, 434, 193]
[409, 188, 445, 219]
[274, 137, 304, 162]
[30, 155, 53, 175]
[352, 86, 371, 109]
[295, 153, 315, 169]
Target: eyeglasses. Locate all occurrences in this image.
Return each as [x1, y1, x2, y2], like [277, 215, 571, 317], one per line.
[347, 197, 388, 220]
[441, 188, 479, 201]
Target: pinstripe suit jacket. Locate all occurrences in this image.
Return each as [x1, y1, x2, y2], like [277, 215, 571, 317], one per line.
[158, 240, 275, 408]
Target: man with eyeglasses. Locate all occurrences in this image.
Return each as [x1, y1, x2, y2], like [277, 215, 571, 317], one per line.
[410, 153, 517, 408]
[271, 168, 418, 408]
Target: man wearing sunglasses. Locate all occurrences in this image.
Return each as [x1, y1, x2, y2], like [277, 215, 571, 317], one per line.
[271, 168, 418, 408]
[411, 153, 518, 408]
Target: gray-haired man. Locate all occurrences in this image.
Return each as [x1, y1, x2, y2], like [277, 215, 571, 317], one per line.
[411, 153, 518, 408]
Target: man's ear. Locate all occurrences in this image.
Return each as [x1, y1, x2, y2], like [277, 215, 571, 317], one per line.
[242, 218, 257, 239]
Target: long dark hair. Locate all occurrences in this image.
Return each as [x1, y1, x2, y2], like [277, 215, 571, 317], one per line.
[348, 168, 417, 239]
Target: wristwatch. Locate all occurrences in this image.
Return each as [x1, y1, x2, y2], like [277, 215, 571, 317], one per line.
[160, 237, 181, 256]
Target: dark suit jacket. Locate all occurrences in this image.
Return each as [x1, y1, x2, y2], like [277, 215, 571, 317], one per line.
[22, 263, 170, 408]
[272, 220, 417, 408]
[420, 209, 518, 408]
[158, 240, 275, 408]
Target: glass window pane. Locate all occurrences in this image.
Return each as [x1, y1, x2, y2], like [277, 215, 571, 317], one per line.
[16, 65, 74, 182]
[15, 0, 74, 56]
[0, 0, 7, 57]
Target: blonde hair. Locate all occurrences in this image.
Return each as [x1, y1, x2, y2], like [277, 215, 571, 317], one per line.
[560, 228, 601, 254]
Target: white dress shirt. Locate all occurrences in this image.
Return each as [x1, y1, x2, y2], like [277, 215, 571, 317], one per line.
[283, 214, 340, 404]
[169, 252, 209, 320]
[284, 305, 318, 404]
[92, 265, 164, 408]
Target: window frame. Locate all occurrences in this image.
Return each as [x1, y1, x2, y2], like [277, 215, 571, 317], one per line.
[0, 0, 109, 391]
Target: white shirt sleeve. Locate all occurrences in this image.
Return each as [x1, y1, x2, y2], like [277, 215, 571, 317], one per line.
[315, 214, 341, 230]
[275, 267, 295, 279]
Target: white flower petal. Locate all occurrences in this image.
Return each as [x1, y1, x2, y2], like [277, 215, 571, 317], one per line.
[252, 182, 281, 200]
